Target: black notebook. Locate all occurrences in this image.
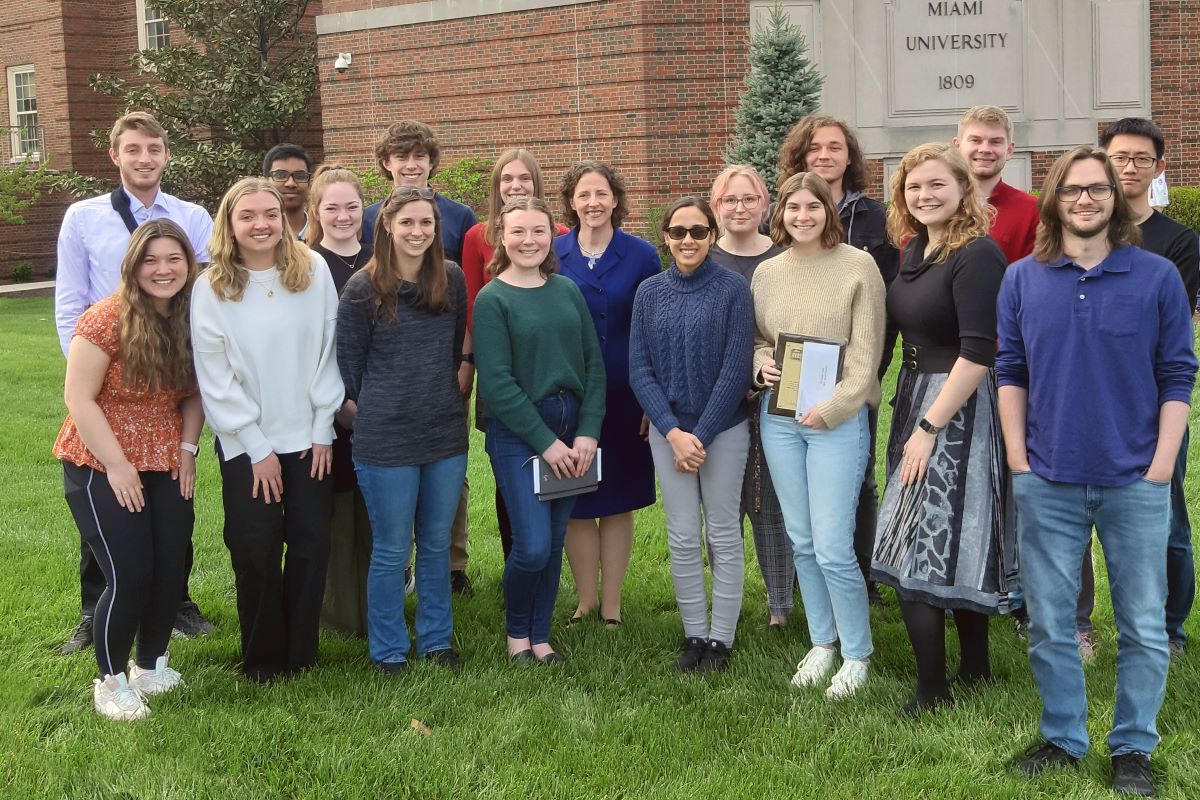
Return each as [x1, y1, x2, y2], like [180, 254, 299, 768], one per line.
[533, 449, 602, 501]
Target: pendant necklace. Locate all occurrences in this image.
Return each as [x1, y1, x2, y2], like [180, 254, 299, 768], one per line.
[580, 245, 606, 271]
[246, 268, 280, 298]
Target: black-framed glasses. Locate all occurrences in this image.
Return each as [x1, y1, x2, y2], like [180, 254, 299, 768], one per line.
[268, 169, 312, 184]
[392, 186, 436, 201]
[718, 194, 762, 210]
[1108, 155, 1157, 170]
[1055, 184, 1115, 202]
[666, 225, 713, 241]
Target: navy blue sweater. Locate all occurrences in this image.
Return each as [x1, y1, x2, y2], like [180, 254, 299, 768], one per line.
[628, 258, 754, 446]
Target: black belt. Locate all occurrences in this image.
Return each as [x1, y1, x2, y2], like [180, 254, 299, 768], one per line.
[900, 341, 959, 373]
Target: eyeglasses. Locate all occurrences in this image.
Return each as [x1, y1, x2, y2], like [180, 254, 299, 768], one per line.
[1055, 184, 1115, 202]
[718, 195, 762, 210]
[666, 225, 713, 241]
[268, 169, 312, 185]
[1108, 155, 1157, 170]
[392, 186, 435, 201]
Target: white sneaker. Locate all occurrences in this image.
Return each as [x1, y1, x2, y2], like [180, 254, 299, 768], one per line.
[791, 646, 838, 688]
[93, 673, 150, 721]
[128, 654, 184, 695]
[825, 658, 869, 700]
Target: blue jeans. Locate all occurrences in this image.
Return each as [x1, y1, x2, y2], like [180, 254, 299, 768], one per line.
[486, 391, 579, 644]
[356, 454, 468, 664]
[760, 400, 872, 661]
[1013, 471, 1170, 758]
[1166, 426, 1194, 645]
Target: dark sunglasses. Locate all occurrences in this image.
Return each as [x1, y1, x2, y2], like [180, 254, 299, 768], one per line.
[268, 169, 311, 184]
[666, 225, 713, 241]
[393, 186, 436, 201]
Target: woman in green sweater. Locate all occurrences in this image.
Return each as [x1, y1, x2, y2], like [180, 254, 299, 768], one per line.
[473, 197, 606, 663]
[752, 172, 886, 700]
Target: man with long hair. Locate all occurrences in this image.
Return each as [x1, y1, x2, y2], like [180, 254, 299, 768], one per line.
[996, 146, 1196, 796]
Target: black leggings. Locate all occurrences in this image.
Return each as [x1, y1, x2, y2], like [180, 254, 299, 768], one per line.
[63, 463, 193, 678]
[899, 599, 991, 702]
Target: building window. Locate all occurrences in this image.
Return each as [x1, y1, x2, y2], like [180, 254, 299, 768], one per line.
[137, 0, 171, 51]
[6, 65, 40, 160]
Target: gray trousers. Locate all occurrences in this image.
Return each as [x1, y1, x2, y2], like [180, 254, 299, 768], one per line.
[649, 421, 749, 647]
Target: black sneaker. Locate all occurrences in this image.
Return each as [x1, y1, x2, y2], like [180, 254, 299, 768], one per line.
[375, 659, 409, 675]
[866, 582, 885, 608]
[172, 600, 215, 638]
[1013, 741, 1080, 777]
[59, 615, 93, 656]
[450, 570, 473, 596]
[1112, 753, 1156, 797]
[697, 640, 732, 674]
[675, 637, 707, 673]
[424, 648, 462, 671]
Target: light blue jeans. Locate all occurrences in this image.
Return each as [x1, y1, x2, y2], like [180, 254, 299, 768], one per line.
[356, 454, 468, 664]
[1012, 471, 1170, 758]
[760, 400, 872, 661]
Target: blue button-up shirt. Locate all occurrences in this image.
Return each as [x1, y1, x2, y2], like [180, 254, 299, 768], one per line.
[996, 244, 1196, 487]
[54, 188, 213, 355]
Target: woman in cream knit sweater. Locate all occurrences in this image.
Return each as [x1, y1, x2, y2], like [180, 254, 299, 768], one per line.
[751, 171, 886, 699]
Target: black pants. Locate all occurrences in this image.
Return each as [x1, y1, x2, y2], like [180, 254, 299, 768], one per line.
[853, 405, 880, 583]
[63, 463, 193, 677]
[218, 447, 332, 681]
[80, 518, 194, 616]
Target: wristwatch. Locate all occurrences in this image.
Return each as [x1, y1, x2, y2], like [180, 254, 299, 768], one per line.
[180, 441, 200, 456]
[461, 353, 475, 364]
[917, 417, 943, 435]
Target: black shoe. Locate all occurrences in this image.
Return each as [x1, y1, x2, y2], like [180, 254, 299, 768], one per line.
[901, 692, 952, 718]
[60, 615, 93, 656]
[696, 640, 732, 674]
[1012, 608, 1030, 640]
[172, 600, 215, 638]
[375, 659, 409, 675]
[450, 570, 473, 596]
[866, 582, 885, 608]
[675, 637, 707, 673]
[424, 648, 462, 671]
[1112, 753, 1156, 797]
[1013, 741, 1080, 777]
[509, 649, 535, 663]
[537, 651, 566, 665]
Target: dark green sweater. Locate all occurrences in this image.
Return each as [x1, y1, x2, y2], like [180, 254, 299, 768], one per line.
[474, 274, 606, 452]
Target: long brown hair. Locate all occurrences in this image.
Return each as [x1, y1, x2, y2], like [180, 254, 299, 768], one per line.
[484, 149, 547, 247]
[886, 143, 991, 263]
[206, 178, 312, 301]
[367, 187, 450, 319]
[305, 163, 365, 247]
[1033, 145, 1141, 262]
[778, 115, 867, 192]
[488, 197, 559, 280]
[117, 220, 198, 392]
[769, 172, 844, 250]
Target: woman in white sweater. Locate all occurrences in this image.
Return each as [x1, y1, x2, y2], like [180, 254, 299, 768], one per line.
[191, 177, 344, 681]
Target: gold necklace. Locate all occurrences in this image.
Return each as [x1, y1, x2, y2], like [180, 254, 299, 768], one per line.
[246, 268, 279, 298]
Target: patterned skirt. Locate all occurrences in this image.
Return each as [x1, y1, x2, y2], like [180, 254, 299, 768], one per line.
[871, 368, 1017, 615]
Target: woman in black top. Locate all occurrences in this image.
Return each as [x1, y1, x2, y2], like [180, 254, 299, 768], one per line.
[872, 143, 1012, 715]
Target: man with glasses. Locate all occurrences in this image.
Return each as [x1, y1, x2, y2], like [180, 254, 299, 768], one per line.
[997, 146, 1196, 796]
[263, 143, 313, 239]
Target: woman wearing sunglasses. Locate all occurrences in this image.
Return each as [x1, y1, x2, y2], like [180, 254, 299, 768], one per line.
[337, 185, 468, 672]
[872, 143, 1011, 715]
[474, 197, 605, 663]
[630, 197, 753, 672]
[753, 172, 886, 699]
[708, 165, 791, 630]
[556, 162, 659, 629]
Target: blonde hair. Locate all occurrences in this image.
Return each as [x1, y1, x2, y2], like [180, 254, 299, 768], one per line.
[484, 149, 547, 247]
[886, 143, 991, 263]
[709, 165, 771, 228]
[305, 163, 365, 247]
[206, 178, 312, 301]
[769, 172, 844, 250]
[957, 105, 1013, 141]
[117, 220, 197, 392]
[109, 111, 169, 151]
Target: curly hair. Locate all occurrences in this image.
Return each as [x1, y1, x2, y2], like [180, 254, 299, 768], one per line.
[559, 161, 629, 230]
[777, 115, 866, 193]
[885, 143, 992, 263]
[117, 220, 198, 392]
[366, 187, 450, 319]
[374, 120, 440, 179]
[206, 178, 313, 302]
[769, 172, 844, 250]
[488, 197, 559, 281]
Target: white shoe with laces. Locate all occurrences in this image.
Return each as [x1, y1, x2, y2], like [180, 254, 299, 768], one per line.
[825, 658, 869, 700]
[791, 646, 838, 688]
[93, 673, 150, 721]
[128, 653, 184, 695]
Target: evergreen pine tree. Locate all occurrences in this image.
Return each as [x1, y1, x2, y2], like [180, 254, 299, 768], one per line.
[726, 5, 824, 195]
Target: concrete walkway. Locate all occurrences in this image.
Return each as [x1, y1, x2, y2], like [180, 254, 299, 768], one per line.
[0, 280, 54, 295]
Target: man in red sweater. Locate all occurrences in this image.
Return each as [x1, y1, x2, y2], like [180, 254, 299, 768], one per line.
[954, 105, 1039, 264]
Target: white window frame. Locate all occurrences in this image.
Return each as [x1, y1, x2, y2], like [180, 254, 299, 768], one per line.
[136, 0, 170, 52]
[6, 65, 39, 162]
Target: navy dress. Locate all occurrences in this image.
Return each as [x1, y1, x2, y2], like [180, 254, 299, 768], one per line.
[555, 227, 659, 517]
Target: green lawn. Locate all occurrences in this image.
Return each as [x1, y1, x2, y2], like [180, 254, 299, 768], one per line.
[1, 296, 1198, 799]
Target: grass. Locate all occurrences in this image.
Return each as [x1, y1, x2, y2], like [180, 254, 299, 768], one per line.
[1, 295, 1198, 799]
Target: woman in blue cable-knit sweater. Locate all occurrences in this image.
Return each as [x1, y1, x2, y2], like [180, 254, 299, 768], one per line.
[629, 196, 754, 674]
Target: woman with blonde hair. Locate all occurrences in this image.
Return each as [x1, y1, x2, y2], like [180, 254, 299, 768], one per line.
[55, 219, 203, 720]
[872, 142, 1013, 714]
[192, 177, 344, 681]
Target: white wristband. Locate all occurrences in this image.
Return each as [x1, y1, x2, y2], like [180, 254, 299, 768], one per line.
[180, 441, 199, 455]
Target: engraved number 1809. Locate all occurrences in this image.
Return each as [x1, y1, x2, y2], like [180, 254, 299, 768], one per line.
[939, 74, 975, 90]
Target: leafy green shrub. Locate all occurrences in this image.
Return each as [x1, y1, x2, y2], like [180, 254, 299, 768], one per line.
[1165, 187, 1200, 235]
[9, 261, 34, 282]
[433, 157, 490, 216]
[640, 204, 671, 271]
[352, 168, 392, 207]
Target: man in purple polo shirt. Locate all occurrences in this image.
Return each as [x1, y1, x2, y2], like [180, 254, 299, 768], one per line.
[996, 146, 1195, 797]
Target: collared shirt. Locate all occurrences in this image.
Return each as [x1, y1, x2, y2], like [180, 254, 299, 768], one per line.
[996, 244, 1197, 487]
[55, 188, 213, 355]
